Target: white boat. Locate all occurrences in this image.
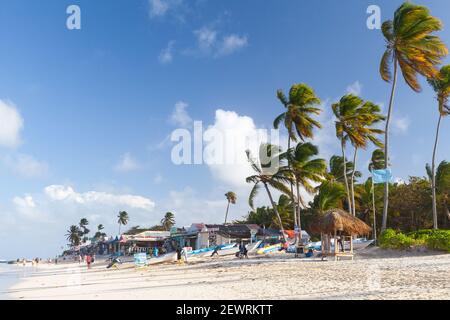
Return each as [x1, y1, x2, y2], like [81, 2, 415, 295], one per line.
[147, 252, 177, 265]
[307, 238, 374, 251]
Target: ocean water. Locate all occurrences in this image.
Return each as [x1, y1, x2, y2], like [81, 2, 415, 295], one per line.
[0, 264, 34, 300]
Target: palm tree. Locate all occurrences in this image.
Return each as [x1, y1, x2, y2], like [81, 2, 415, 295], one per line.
[117, 211, 129, 235]
[274, 84, 322, 228]
[79, 218, 90, 236]
[427, 65, 450, 229]
[369, 149, 386, 240]
[312, 180, 346, 214]
[94, 224, 106, 241]
[380, 2, 448, 231]
[427, 161, 450, 226]
[332, 94, 384, 215]
[224, 192, 237, 224]
[246, 144, 291, 240]
[328, 155, 361, 185]
[287, 142, 327, 242]
[161, 212, 176, 231]
[66, 225, 81, 247]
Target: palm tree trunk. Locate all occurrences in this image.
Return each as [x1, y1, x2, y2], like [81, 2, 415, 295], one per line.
[224, 201, 230, 224]
[431, 114, 442, 230]
[372, 177, 377, 242]
[263, 182, 287, 241]
[382, 60, 398, 232]
[295, 182, 303, 245]
[350, 148, 358, 216]
[287, 138, 299, 234]
[341, 139, 352, 214]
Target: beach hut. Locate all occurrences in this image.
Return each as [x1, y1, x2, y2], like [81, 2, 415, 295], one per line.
[310, 209, 372, 261]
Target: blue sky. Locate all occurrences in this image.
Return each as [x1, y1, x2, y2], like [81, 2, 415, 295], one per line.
[0, 0, 449, 259]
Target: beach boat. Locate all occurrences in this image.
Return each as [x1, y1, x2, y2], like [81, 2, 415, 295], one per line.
[306, 238, 374, 251]
[147, 252, 178, 265]
[256, 243, 282, 255]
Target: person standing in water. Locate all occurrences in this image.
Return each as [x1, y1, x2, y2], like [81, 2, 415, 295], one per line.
[86, 255, 92, 269]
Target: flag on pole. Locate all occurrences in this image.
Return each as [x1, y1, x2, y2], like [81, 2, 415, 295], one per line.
[371, 169, 393, 184]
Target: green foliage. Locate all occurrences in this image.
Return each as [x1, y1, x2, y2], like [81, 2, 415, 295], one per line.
[379, 229, 416, 249]
[380, 229, 450, 252]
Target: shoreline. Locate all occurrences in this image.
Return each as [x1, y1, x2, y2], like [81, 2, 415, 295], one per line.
[5, 248, 450, 300]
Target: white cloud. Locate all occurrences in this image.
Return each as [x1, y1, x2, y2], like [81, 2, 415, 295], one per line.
[159, 41, 175, 64]
[191, 28, 248, 57]
[0, 100, 24, 148]
[170, 101, 192, 127]
[217, 34, 248, 56]
[3, 154, 48, 178]
[114, 153, 140, 172]
[204, 109, 279, 188]
[346, 81, 362, 96]
[392, 115, 410, 134]
[149, 0, 170, 17]
[195, 27, 218, 51]
[44, 185, 155, 211]
[148, 0, 184, 19]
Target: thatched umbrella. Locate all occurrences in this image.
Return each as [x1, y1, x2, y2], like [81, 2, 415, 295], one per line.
[310, 209, 371, 236]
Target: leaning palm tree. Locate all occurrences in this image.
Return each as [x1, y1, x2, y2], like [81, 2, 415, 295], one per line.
[287, 142, 327, 242]
[66, 225, 81, 247]
[332, 94, 384, 215]
[380, 2, 448, 231]
[274, 83, 322, 228]
[224, 192, 237, 224]
[117, 211, 129, 235]
[427, 65, 450, 229]
[161, 212, 176, 231]
[246, 144, 291, 240]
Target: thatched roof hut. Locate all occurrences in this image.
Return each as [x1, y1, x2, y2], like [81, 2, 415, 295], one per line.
[310, 209, 371, 236]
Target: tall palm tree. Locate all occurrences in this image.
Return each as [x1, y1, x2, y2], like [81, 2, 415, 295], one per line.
[380, 2, 448, 231]
[287, 142, 327, 242]
[274, 84, 322, 229]
[369, 149, 386, 240]
[427, 161, 450, 226]
[117, 211, 129, 235]
[246, 144, 291, 240]
[161, 212, 176, 231]
[332, 94, 384, 215]
[427, 65, 450, 229]
[224, 192, 237, 224]
[66, 225, 81, 247]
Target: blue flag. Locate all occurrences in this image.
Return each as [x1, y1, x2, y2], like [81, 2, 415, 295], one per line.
[371, 169, 393, 184]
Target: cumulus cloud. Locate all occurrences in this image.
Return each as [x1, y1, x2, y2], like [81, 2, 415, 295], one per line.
[0, 99, 24, 148]
[346, 81, 362, 96]
[159, 41, 175, 64]
[203, 109, 280, 188]
[170, 101, 192, 127]
[3, 154, 48, 178]
[44, 185, 155, 211]
[191, 27, 248, 57]
[114, 153, 140, 173]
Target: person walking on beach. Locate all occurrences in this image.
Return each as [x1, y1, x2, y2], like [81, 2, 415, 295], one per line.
[86, 255, 92, 269]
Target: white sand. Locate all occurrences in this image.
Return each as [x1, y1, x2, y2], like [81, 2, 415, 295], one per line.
[7, 249, 450, 300]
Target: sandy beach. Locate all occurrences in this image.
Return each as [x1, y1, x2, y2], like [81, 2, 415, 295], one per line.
[5, 249, 450, 300]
